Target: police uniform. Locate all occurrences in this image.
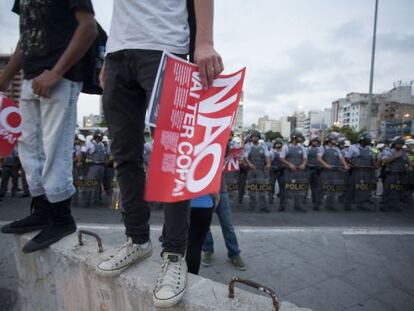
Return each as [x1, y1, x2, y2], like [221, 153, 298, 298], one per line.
[103, 142, 115, 196]
[0, 147, 19, 197]
[378, 146, 392, 183]
[224, 146, 242, 195]
[238, 141, 252, 204]
[380, 148, 411, 210]
[245, 143, 270, 211]
[318, 145, 347, 210]
[83, 139, 108, 203]
[279, 143, 309, 211]
[345, 144, 376, 210]
[269, 147, 285, 204]
[307, 145, 322, 209]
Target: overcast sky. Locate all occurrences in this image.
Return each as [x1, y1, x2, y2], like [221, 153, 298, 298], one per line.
[1, 0, 413, 126]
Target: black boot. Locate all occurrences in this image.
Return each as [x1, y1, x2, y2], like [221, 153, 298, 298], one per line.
[1, 196, 52, 234]
[22, 198, 77, 253]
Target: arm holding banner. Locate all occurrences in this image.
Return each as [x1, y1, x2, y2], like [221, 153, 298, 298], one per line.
[194, 0, 224, 88]
[0, 40, 22, 92]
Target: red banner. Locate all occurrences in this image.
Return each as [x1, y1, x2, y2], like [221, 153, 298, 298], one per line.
[145, 53, 246, 202]
[224, 147, 244, 173]
[0, 93, 22, 157]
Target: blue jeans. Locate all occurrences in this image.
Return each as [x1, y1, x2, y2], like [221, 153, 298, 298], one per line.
[202, 192, 241, 258]
[18, 79, 81, 203]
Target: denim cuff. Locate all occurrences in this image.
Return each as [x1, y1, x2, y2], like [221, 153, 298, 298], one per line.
[46, 185, 76, 203]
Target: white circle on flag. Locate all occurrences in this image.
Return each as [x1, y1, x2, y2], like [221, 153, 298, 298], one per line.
[0, 106, 22, 133]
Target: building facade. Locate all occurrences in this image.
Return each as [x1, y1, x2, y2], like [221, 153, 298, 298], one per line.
[83, 114, 103, 128]
[0, 54, 23, 103]
[331, 84, 414, 139]
[304, 109, 332, 138]
[257, 115, 281, 133]
[280, 116, 292, 139]
[232, 91, 244, 134]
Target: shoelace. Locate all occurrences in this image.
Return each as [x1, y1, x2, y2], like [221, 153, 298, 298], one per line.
[109, 240, 135, 262]
[156, 258, 181, 290]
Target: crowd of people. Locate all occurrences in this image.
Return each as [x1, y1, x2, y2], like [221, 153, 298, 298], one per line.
[0, 146, 30, 199]
[1, 0, 413, 308]
[225, 129, 414, 213]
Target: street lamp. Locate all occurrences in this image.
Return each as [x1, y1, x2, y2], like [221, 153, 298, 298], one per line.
[366, 0, 379, 135]
[401, 113, 410, 136]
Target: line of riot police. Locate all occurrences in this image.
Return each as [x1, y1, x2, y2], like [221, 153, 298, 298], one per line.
[73, 131, 114, 207]
[224, 130, 414, 212]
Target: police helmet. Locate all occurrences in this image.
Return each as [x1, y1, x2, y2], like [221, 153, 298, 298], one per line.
[274, 138, 283, 147]
[337, 139, 345, 146]
[310, 136, 321, 144]
[93, 131, 103, 140]
[358, 132, 372, 143]
[325, 133, 339, 143]
[392, 136, 405, 147]
[344, 140, 351, 147]
[290, 130, 304, 142]
[250, 130, 261, 139]
[405, 138, 414, 146]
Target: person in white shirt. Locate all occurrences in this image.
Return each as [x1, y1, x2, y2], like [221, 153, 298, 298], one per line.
[97, 1, 223, 308]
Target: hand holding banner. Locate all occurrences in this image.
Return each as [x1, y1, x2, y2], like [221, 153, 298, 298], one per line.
[145, 53, 246, 203]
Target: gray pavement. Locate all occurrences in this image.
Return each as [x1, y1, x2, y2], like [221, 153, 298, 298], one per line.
[1, 195, 414, 310]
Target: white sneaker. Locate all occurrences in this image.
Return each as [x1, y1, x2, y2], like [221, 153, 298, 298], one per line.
[153, 252, 187, 308]
[96, 238, 152, 277]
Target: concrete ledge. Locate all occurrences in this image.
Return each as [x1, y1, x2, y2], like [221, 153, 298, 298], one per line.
[14, 232, 312, 311]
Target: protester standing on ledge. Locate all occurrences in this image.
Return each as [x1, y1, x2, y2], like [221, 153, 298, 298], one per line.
[95, 0, 223, 308]
[0, 0, 97, 253]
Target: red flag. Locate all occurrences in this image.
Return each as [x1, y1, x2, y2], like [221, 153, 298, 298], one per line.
[0, 93, 22, 157]
[145, 53, 246, 202]
[224, 147, 244, 173]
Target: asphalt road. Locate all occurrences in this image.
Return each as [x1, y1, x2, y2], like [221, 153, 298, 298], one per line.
[1, 194, 413, 311]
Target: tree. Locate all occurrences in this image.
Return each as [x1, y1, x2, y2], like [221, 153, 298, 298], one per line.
[96, 120, 108, 127]
[265, 131, 282, 142]
[327, 125, 362, 144]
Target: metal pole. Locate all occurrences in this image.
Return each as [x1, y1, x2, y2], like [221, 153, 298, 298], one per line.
[367, 0, 379, 134]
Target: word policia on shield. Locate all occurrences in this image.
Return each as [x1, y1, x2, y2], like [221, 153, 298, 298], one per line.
[246, 183, 272, 192]
[0, 93, 22, 157]
[145, 53, 246, 203]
